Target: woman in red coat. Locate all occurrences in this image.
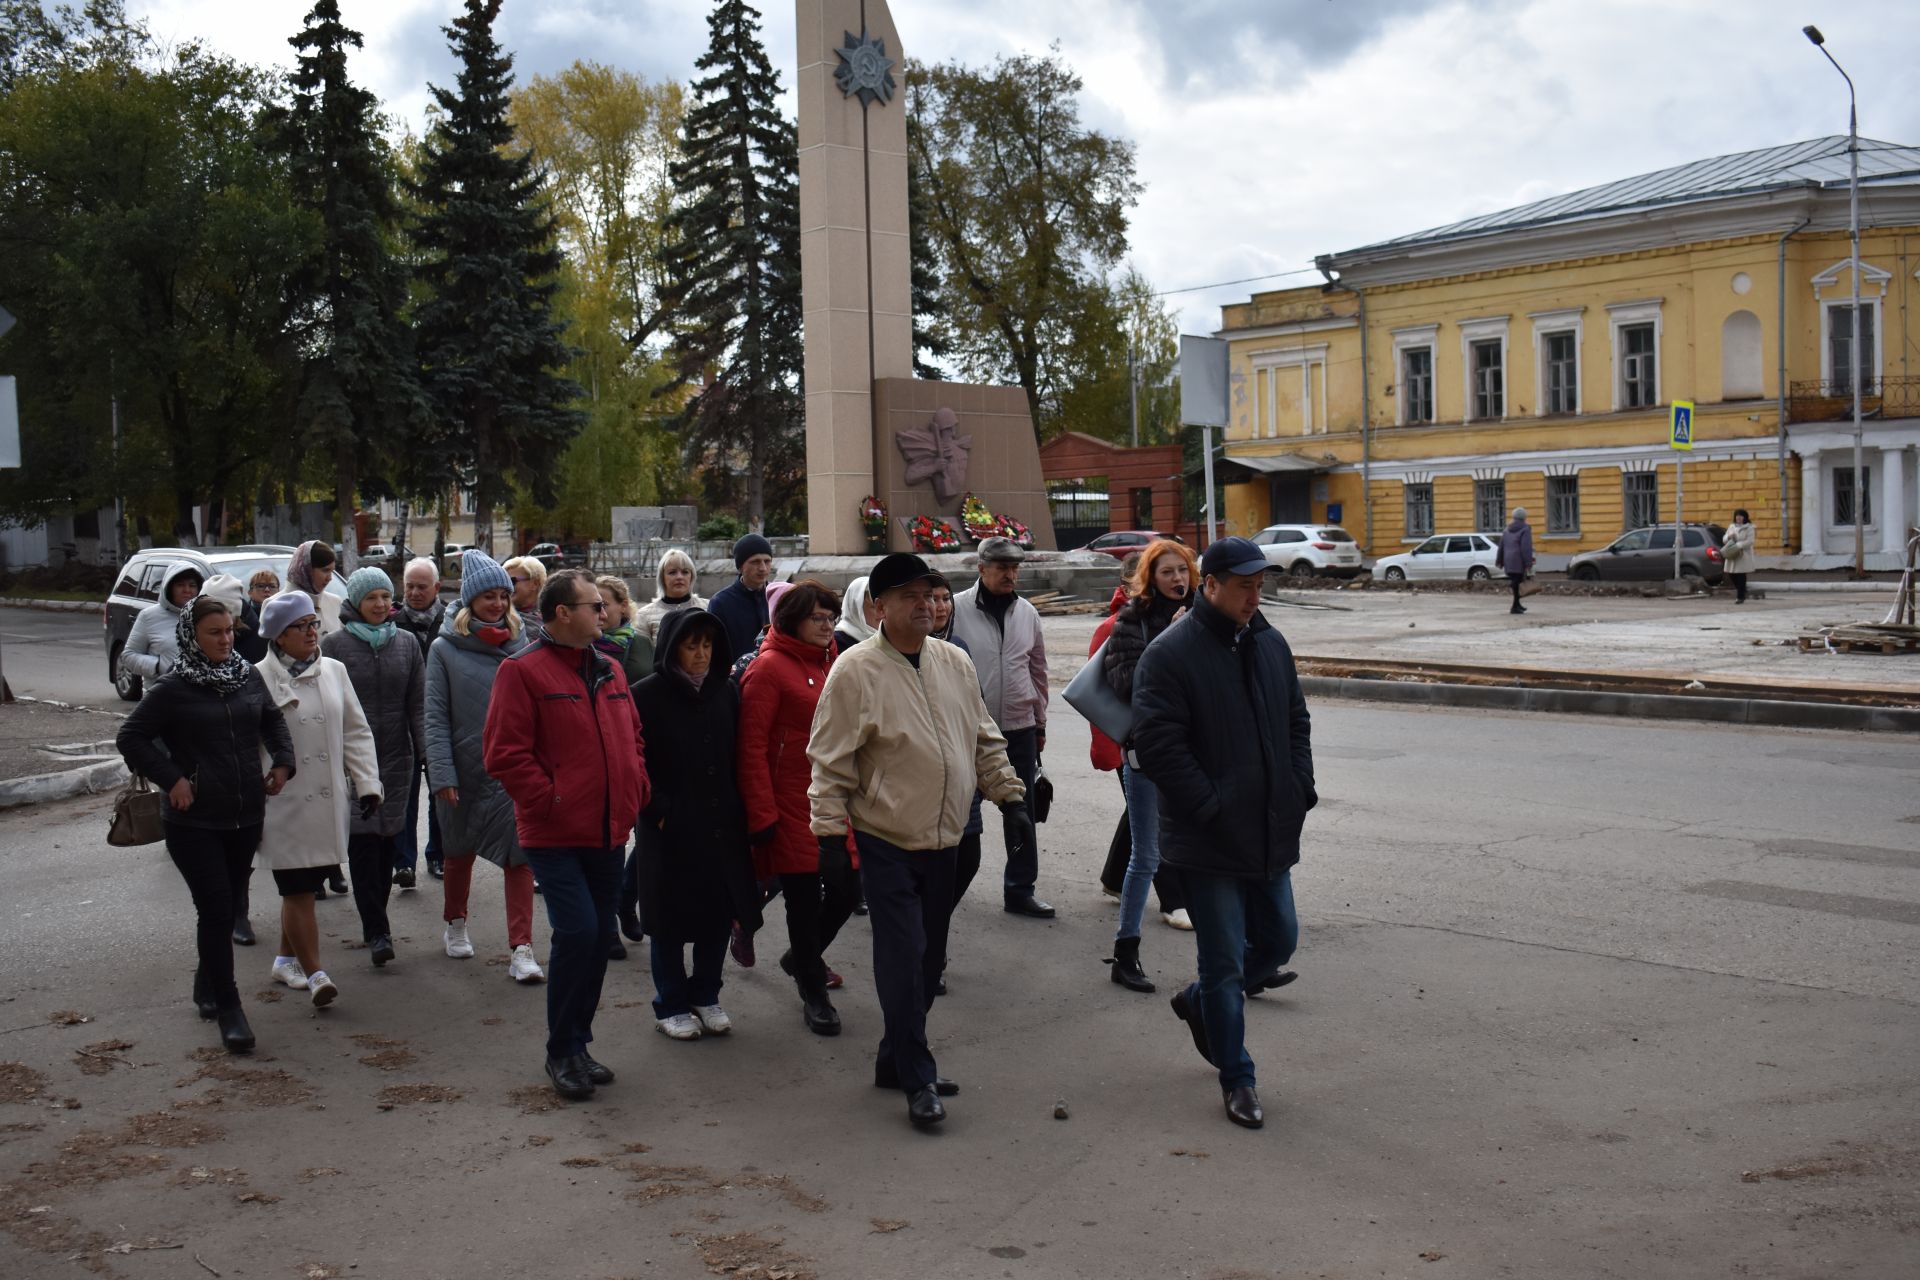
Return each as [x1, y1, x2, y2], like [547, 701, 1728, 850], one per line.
[737, 580, 856, 1036]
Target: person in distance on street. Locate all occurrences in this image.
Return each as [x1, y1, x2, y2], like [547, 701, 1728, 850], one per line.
[808, 553, 1027, 1131]
[1495, 507, 1535, 615]
[424, 552, 541, 984]
[484, 569, 650, 1102]
[738, 581, 857, 1035]
[632, 609, 761, 1042]
[949, 537, 1055, 919]
[392, 558, 448, 883]
[707, 533, 777, 662]
[115, 594, 295, 1054]
[1722, 508, 1756, 604]
[1099, 538, 1200, 995]
[1130, 536, 1316, 1131]
[256, 592, 383, 1010]
[322, 569, 425, 968]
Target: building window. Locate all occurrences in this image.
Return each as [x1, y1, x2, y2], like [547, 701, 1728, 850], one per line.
[1402, 348, 1433, 424]
[1474, 478, 1506, 532]
[1131, 486, 1153, 529]
[1620, 323, 1658, 408]
[1546, 476, 1579, 535]
[1471, 340, 1504, 419]
[1404, 482, 1434, 538]
[1833, 465, 1873, 526]
[1826, 304, 1877, 397]
[1544, 332, 1578, 414]
[1623, 472, 1659, 528]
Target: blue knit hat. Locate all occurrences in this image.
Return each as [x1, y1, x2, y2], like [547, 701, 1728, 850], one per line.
[460, 549, 512, 606]
[344, 566, 394, 608]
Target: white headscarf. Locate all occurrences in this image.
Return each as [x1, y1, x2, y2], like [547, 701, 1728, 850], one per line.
[837, 575, 874, 641]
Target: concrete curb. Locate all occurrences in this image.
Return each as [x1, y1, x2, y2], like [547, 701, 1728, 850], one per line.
[0, 598, 101, 613]
[0, 756, 127, 809]
[1300, 675, 1920, 734]
[1749, 581, 1900, 593]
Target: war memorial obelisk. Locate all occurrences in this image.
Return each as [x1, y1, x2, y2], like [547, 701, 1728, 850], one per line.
[796, 0, 1054, 553]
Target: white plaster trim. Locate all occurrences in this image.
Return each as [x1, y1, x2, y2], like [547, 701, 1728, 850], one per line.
[1215, 316, 1359, 341]
[1391, 326, 1439, 427]
[1529, 308, 1585, 418]
[1401, 470, 1432, 484]
[1542, 461, 1580, 477]
[1339, 433, 1786, 481]
[1809, 257, 1892, 300]
[1816, 296, 1884, 392]
[1607, 299, 1664, 412]
[1471, 465, 1505, 481]
[1251, 343, 1327, 437]
[1458, 315, 1510, 424]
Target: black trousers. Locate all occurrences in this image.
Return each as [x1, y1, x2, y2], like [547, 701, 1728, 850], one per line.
[346, 833, 393, 943]
[1508, 572, 1526, 606]
[999, 726, 1040, 897]
[1731, 571, 1748, 603]
[778, 870, 860, 991]
[167, 823, 262, 1011]
[856, 832, 955, 1094]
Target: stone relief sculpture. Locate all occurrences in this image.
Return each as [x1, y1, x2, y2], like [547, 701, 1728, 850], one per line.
[896, 406, 973, 505]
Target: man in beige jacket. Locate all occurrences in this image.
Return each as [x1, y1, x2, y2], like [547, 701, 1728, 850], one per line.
[809, 553, 1026, 1130]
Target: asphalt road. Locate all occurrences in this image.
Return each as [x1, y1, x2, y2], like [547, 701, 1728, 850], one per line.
[0, 606, 118, 711]
[1, 689, 1915, 1279]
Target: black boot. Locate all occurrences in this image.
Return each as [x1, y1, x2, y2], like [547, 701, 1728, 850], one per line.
[192, 971, 218, 1021]
[216, 1006, 255, 1054]
[1108, 936, 1155, 993]
[618, 904, 643, 943]
[800, 985, 841, 1036]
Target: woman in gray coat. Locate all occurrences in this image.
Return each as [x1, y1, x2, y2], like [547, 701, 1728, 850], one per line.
[424, 551, 544, 984]
[321, 567, 425, 966]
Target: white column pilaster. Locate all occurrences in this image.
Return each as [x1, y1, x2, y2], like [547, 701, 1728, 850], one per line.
[1798, 451, 1824, 554]
[1881, 446, 1908, 554]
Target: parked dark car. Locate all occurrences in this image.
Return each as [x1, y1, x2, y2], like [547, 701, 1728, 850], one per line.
[525, 541, 589, 571]
[1083, 530, 1182, 559]
[1567, 524, 1726, 583]
[103, 545, 349, 701]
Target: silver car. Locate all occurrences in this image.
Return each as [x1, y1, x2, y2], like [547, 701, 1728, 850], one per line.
[1567, 524, 1726, 583]
[1372, 532, 1501, 582]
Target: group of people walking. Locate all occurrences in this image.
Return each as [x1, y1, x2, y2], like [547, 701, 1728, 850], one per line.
[119, 526, 1317, 1132]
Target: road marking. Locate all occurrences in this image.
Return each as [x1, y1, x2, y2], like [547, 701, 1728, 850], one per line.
[1685, 880, 1920, 926]
[1754, 839, 1920, 869]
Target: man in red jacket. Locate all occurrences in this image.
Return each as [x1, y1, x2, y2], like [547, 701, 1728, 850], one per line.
[484, 569, 650, 1101]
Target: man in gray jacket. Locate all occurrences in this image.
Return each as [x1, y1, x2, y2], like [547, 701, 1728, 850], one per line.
[949, 537, 1053, 918]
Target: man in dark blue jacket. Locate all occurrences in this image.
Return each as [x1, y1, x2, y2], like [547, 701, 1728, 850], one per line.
[1130, 536, 1315, 1130]
[707, 533, 776, 660]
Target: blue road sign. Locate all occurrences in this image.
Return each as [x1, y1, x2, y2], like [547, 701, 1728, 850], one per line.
[1668, 399, 1694, 451]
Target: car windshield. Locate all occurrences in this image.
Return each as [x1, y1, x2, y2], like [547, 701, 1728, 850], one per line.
[1317, 529, 1355, 543]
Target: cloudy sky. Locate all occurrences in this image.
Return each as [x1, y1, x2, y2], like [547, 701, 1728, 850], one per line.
[130, 0, 1920, 335]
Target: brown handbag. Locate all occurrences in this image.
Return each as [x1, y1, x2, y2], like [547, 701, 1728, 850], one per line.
[107, 774, 168, 847]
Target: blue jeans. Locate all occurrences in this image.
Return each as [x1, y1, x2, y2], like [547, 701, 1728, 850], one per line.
[650, 931, 727, 1019]
[522, 845, 621, 1062]
[394, 764, 442, 873]
[1181, 869, 1298, 1091]
[1116, 764, 1162, 941]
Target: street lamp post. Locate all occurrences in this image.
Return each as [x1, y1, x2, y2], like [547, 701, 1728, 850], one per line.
[1804, 24, 1865, 577]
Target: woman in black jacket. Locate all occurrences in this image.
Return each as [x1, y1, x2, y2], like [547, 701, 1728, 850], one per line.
[1099, 538, 1198, 994]
[116, 596, 296, 1053]
[631, 609, 761, 1041]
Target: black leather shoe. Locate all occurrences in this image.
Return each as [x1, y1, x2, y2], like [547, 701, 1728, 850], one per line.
[574, 1053, 614, 1086]
[231, 917, 256, 947]
[933, 973, 947, 997]
[801, 990, 841, 1036]
[327, 872, 349, 895]
[369, 936, 395, 967]
[1224, 1085, 1264, 1129]
[874, 1068, 957, 1096]
[852, 897, 868, 916]
[619, 907, 643, 942]
[1108, 937, 1155, 993]
[1004, 894, 1056, 919]
[1246, 968, 1298, 995]
[608, 937, 627, 960]
[545, 1056, 594, 1100]
[394, 868, 416, 890]
[1170, 989, 1214, 1066]
[217, 1007, 255, 1054]
[314, 883, 327, 901]
[907, 1086, 946, 1129]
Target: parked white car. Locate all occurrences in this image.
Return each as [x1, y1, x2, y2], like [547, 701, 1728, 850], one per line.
[1372, 532, 1502, 582]
[1250, 524, 1366, 578]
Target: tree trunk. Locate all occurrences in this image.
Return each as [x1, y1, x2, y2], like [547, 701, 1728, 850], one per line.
[470, 404, 495, 554]
[334, 441, 359, 572]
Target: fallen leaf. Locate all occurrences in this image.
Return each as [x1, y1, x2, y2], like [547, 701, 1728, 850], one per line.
[869, 1218, 908, 1234]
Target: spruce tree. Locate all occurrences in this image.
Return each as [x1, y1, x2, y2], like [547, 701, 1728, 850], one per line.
[411, 0, 582, 552]
[273, 0, 425, 561]
[907, 116, 951, 381]
[653, 0, 802, 533]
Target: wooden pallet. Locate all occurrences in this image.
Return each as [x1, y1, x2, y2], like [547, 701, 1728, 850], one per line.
[1798, 629, 1920, 655]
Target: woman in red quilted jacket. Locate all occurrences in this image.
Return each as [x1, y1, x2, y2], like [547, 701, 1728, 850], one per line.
[737, 580, 857, 1036]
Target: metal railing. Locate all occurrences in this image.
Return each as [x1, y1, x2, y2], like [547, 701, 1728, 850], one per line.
[1787, 375, 1920, 421]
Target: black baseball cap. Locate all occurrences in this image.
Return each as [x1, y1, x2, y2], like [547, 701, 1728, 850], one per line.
[1200, 536, 1269, 579]
[868, 552, 942, 597]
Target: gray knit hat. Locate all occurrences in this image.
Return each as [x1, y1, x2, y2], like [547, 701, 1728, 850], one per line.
[259, 591, 318, 642]
[460, 550, 512, 606]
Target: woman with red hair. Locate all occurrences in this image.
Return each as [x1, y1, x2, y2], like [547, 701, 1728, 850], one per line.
[1099, 539, 1199, 993]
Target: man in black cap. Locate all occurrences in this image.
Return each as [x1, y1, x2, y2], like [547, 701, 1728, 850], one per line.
[707, 532, 777, 660]
[1130, 536, 1315, 1131]
[808, 552, 1028, 1131]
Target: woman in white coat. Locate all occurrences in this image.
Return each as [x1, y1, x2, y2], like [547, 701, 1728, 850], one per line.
[254, 592, 382, 1008]
[1722, 509, 1757, 604]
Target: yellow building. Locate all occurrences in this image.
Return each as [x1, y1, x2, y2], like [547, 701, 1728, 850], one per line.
[1215, 137, 1920, 569]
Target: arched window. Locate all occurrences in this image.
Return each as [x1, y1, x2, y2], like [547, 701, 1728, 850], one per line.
[1721, 310, 1763, 400]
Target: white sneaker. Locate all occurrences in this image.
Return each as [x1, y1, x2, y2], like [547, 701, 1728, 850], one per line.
[1162, 908, 1194, 931]
[444, 919, 474, 959]
[655, 1013, 702, 1040]
[691, 1004, 732, 1035]
[271, 957, 309, 990]
[508, 944, 544, 984]
[307, 970, 338, 1008]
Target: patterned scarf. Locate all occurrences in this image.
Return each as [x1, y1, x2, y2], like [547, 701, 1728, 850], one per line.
[172, 600, 254, 694]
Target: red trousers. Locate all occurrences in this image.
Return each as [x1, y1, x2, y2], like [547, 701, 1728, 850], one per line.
[442, 854, 535, 949]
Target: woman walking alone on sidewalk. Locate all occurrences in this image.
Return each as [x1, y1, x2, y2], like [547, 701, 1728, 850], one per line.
[1722, 509, 1756, 604]
[322, 568, 426, 968]
[423, 552, 543, 984]
[116, 595, 295, 1054]
[738, 582, 856, 1035]
[632, 609, 762, 1041]
[1100, 539, 1199, 993]
[255, 593, 384, 1008]
[1496, 509, 1535, 615]
[633, 549, 705, 645]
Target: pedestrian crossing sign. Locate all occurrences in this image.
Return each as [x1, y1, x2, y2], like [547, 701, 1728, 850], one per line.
[1668, 400, 1694, 451]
